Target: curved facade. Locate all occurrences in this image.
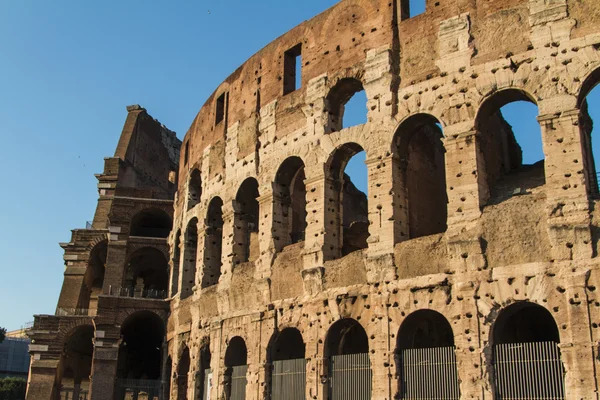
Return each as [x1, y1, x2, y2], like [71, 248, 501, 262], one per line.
[26, 0, 600, 399]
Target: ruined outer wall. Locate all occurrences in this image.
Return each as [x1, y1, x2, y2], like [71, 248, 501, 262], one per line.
[168, 0, 600, 399]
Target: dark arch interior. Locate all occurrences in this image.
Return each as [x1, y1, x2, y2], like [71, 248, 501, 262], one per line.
[60, 325, 94, 387]
[225, 337, 248, 367]
[328, 143, 370, 258]
[326, 78, 367, 131]
[325, 319, 369, 357]
[130, 209, 172, 238]
[187, 169, 202, 211]
[181, 218, 199, 299]
[117, 311, 165, 380]
[195, 343, 212, 399]
[202, 197, 224, 288]
[79, 240, 107, 311]
[171, 229, 181, 296]
[275, 157, 307, 247]
[124, 247, 169, 295]
[270, 328, 306, 362]
[493, 302, 560, 344]
[476, 90, 544, 205]
[397, 310, 454, 350]
[394, 114, 447, 239]
[235, 178, 260, 263]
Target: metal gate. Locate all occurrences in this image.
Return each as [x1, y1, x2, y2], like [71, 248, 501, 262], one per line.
[272, 358, 306, 400]
[203, 368, 212, 400]
[398, 346, 460, 399]
[329, 353, 372, 400]
[229, 365, 248, 400]
[494, 341, 565, 399]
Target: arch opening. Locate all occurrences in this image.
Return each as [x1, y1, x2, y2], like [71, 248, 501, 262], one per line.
[57, 325, 94, 400]
[326, 78, 368, 131]
[476, 90, 544, 206]
[202, 198, 223, 288]
[78, 240, 107, 314]
[171, 230, 181, 296]
[122, 247, 169, 299]
[181, 218, 198, 299]
[177, 347, 190, 400]
[395, 310, 459, 399]
[187, 169, 202, 211]
[116, 311, 165, 400]
[268, 328, 306, 400]
[130, 208, 172, 238]
[195, 343, 212, 400]
[326, 143, 369, 259]
[393, 114, 447, 239]
[234, 178, 260, 264]
[492, 303, 564, 399]
[224, 337, 248, 400]
[577, 70, 600, 196]
[274, 157, 307, 251]
[324, 319, 371, 399]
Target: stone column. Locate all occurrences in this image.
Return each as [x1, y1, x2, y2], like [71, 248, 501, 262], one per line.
[26, 359, 60, 400]
[443, 124, 487, 273]
[370, 307, 392, 400]
[538, 109, 592, 261]
[89, 346, 119, 400]
[194, 222, 207, 291]
[102, 241, 127, 296]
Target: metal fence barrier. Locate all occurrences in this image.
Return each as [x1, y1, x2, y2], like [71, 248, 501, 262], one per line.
[229, 365, 248, 400]
[115, 379, 161, 400]
[494, 341, 565, 400]
[329, 353, 372, 400]
[398, 346, 460, 399]
[272, 358, 306, 400]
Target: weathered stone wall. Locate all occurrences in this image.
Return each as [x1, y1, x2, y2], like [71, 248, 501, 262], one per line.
[167, 0, 600, 399]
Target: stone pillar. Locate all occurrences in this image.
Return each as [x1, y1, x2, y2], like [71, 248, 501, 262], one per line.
[443, 125, 487, 273]
[26, 359, 59, 400]
[102, 241, 127, 295]
[365, 154, 399, 282]
[195, 224, 207, 291]
[89, 346, 119, 400]
[370, 309, 392, 400]
[538, 109, 592, 261]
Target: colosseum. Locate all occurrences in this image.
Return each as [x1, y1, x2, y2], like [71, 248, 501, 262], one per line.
[25, 0, 600, 399]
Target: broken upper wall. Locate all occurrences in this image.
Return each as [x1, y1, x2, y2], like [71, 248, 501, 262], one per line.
[178, 0, 395, 182]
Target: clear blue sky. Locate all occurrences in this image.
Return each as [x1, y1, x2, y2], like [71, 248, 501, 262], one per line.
[0, 1, 598, 332]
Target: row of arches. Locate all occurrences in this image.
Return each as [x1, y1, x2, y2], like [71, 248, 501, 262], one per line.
[169, 302, 564, 400]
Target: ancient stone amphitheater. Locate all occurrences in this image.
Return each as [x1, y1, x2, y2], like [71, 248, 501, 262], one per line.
[26, 0, 600, 399]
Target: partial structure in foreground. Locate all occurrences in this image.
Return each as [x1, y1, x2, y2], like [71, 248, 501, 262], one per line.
[27, 0, 600, 399]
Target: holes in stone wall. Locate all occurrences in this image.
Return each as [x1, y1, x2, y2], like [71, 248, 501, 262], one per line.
[187, 169, 202, 211]
[202, 197, 223, 288]
[326, 78, 367, 132]
[476, 90, 543, 205]
[235, 178, 260, 264]
[284, 44, 302, 95]
[393, 114, 447, 239]
[327, 143, 369, 259]
[274, 157, 307, 251]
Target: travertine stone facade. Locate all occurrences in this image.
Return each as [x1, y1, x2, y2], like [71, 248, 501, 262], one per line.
[27, 0, 600, 399]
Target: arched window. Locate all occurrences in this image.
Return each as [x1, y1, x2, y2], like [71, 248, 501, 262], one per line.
[123, 247, 169, 299]
[195, 342, 212, 400]
[181, 218, 198, 299]
[187, 169, 202, 211]
[130, 208, 172, 238]
[393, 114, 447, 239]
[326, 143, 369, 260]
[116, 311, 165, 400]
[577, 68, 600, 196]
[326, 78, 368, 131]
[268, 328, 306, 400]
[492, 303, 564, 399]
[171, 230, 181, 296]
[396, 310, 459, 399]
[224, 337, 248, 400]
[234, 178, 260, 264]
[324, 319, 371, 399]
[274, 157, 307, 251]
[177, 347, 190, 400]
[476, 90, 543, 206]
[79, 240, 107, 313]
[58, 325, 94, 400]
[202, 198, 223, 288]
